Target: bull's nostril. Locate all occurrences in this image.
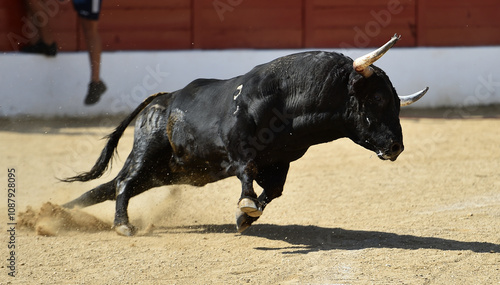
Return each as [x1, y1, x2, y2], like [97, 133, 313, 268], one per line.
[391, 142, 403, 154]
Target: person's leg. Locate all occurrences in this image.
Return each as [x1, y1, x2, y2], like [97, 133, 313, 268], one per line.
[80, 18, 101, 82]
[80, 17, 106, 104]
[21, 0, 57, 56]
[24, 0, 55, 44]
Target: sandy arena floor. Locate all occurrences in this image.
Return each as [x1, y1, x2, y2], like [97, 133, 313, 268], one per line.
[1, 107, 499, 284]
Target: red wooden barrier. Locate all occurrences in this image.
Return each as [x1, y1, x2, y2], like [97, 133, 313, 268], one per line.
[304, 0, 416, 48]
[2, 0, 77, 51]
[193, 0, 303, 49]
[1, 0, 499, 51]
[97, 0, 192, 50]
[417, 0, 500, 46]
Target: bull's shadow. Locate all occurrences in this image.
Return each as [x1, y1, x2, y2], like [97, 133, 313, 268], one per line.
[163, 224, 499, 254]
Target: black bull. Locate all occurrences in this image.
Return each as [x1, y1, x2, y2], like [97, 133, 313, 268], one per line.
[63, 34, 428, 236]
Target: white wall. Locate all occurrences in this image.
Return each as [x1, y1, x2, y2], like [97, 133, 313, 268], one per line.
[1, 47, 499, 118]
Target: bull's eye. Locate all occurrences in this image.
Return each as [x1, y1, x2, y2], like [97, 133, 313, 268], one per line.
[374, 94, 382, 102]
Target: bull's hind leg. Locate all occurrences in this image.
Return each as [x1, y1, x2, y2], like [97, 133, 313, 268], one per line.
[236, 162, 289, 232]
[112, 133, 174, 236]
[63, 180, 115, 209]
[112, 148, 173, 236]
[110, 106, 173, 236]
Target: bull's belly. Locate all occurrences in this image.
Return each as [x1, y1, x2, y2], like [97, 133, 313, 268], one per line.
[167, 156, 233, 187]
[169, 167, 232, 187]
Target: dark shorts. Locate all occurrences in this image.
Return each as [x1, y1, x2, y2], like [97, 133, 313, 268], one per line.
[72, 0, 102, 20]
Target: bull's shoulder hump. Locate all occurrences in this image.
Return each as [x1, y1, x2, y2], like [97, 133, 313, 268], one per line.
[191, 78, 223, 84]
[247, 51, 348, 75]
[272, 50, 343, 62]
[185, 78, 224, 89]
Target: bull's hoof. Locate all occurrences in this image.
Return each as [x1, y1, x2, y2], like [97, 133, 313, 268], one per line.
[113, 224, 137, 236]
[235, 210, 252, 233]
[238, 198, 263, 218]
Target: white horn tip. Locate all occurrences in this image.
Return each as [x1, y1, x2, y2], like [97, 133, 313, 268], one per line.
[400, 87, 429, 107]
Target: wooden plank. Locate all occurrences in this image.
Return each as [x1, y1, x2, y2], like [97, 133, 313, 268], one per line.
[416, 0, 427, 46]
[2, 0, 500, 51]
[419, 0, 499, 7]
[422, 27, 500, 46]
[99, 9, 191, 30]
[310, 7, 415, 28]
[2, 0, 78, 51]
[195, 29, 302, 49]
[308, 27, 416, 48]
[45, 6, 79, 51]
[193, 0, 303, 49]
[198, 0, 301, 9]
[0, 8, 22, 32]
[198, 8, 302, 29]
[312, 0, 396, 7]
[81, 4, 192, 51]
[98, 30, 192, 50]
[305, 0, 416, 48]
[421, 7, 500, 28]
[417, 0, 500, 46]
[306, 0, 415, 26]
[102, 0, 190, 9]
[0, 0, 24, 9]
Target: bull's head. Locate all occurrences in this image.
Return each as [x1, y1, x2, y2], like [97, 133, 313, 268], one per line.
[346, 34, 428, 161]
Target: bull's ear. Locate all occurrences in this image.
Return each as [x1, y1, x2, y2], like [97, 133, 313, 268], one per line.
[348, 95, 359, 110]
[348, 74, 368, 99]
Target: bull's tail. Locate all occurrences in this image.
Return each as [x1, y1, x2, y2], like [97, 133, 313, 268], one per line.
[61, 92, 169, 183]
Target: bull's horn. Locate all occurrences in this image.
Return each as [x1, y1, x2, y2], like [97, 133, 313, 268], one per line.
[353, 33, 401, 78]
[399, 87, 429, 107]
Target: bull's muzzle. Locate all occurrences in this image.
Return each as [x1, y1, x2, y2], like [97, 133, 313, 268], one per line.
[377, 141, 404, 161]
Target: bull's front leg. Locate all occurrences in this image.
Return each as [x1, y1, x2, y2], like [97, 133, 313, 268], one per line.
[235, 161, 264, 232]
[236, 162, 290, 233]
